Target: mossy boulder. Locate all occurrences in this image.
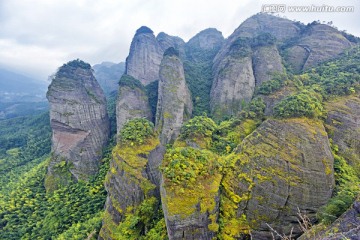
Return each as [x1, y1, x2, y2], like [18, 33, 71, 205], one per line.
[220, 118, 334, 239]
[160, 147, 223, 239]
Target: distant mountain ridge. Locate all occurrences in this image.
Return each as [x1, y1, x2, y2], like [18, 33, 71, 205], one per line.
[0, 68, 48, 102]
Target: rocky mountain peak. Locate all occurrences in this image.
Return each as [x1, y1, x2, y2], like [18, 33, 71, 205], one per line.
[125, 26, 163, 86]
[187, 28, 224, 51]
[155, 49, 193, 145]
[45, 59, 110, 192]
[135, 25, 154, 35]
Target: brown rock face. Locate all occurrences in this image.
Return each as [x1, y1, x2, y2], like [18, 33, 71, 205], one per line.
[221, 118, 334, 239]
[125, 26, 164, 86]
[45, 60, 109, 192]
[155, 49, 193, 145]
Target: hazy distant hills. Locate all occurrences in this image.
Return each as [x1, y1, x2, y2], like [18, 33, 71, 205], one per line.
[0, 68, 48, 102]
[93, 62, 125, 95]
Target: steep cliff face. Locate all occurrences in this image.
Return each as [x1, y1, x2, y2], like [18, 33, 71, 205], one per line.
[220, 118, 334, 239]
[325, 94, 360, 174]
[100, 119, 166, 239]
[125, 26, 164, 86]
[252, 45, 284, 86]
[157, 32, 186, 58]
[155, 48, 193, 145]
[284, 23, 353, 73]
[213, 13, 300, 68]
[116, 74, 152, 134]
[210, 53, 255, 120]
[210, 13, 295, 120]
[183, 28, 223, 116]
[45, 60, 109, 192]
[185, 28, 224, 62]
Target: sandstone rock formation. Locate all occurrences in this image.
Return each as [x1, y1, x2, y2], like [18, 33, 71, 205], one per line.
[284, 23, 353, 73]
[155, 48, 193, 145]
[125, 26, 164, 86]
[325, 94, 360, 174]
[252, 45, 284, 86]
[210, 53, 255, 120]
[213, 13, 300, 68]
[45, 60, 109, 192]
[185, 28, 224, 62]
[116, 74, 152, 134]
[99, 121, 166, 239]
[210, 13, 296, 120]
[221, 118, 334, 239]
[157, 32, 185, 58]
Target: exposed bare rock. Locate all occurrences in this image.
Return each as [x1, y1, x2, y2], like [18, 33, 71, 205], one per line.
[155, 48, 193, 145]
[210, 54, 255, 121]
[221, 118, 334, 239]
[116, 74, 152, 134]
[45, 60, 109, 192]
[252, 45, 284, 86]
[157, 32, 186, 58]
[284, 23, 353, 73]
[214, 13, 301, 68]
[125, 26, 164, 86]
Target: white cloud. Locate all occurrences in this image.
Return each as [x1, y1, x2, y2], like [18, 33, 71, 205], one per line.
[0, 0, 359, 80]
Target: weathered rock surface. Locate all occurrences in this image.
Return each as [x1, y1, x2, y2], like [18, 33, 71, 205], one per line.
[325, 94, 360, 174]
[252, 45, 284, 86]
[45, 60, 109, 192]
[284, 23, 353, 73]
[100, 135, 165, 239]
[210, 13, 298, 120]
[93, 62, 125, 95]
[116, 74, 152, 134]
[210, 54, 255, 120]
[125, 26, 164, 86]
[185, 28, 224, 62]
[155, 48, 193, 145]
[213, 13, 300, 68]
[221, 118, 334, 239]
[315, 195, 360, 240]
[157, 32, 186, 59]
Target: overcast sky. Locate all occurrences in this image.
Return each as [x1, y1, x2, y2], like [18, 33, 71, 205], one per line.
[0, 0, 359, 82]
